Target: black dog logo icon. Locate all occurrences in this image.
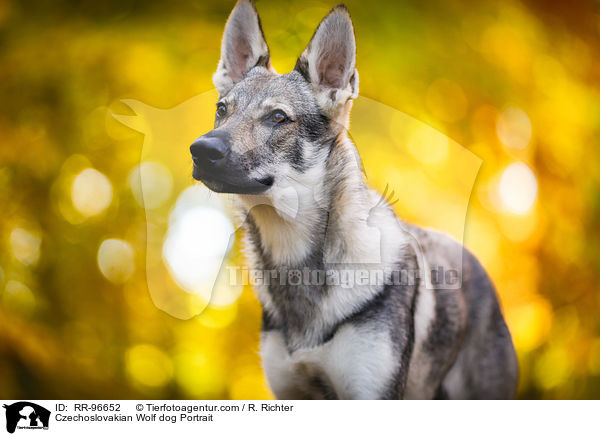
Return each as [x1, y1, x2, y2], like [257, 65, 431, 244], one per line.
[3, 402, 50, 433]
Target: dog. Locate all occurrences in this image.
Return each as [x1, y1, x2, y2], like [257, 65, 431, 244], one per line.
[190, 0, 518, 399]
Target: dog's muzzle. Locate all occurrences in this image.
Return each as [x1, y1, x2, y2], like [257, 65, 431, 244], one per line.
[190, 134, 230, 169]
[190, 130, 273, 194]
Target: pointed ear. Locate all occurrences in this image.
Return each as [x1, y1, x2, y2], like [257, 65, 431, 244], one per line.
[213, 0, 271, 95]
[294, 5, 359, 114]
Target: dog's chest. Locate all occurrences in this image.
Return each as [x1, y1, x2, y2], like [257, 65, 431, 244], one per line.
[260, 324, 398, 400]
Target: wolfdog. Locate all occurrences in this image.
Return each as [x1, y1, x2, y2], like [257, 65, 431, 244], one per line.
[190, 0, 518, 399]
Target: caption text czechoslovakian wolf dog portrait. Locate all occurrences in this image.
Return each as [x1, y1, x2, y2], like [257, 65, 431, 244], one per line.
[189, 0, 518, 399]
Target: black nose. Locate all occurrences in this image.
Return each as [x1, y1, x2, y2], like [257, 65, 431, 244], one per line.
[190, 135, 229, 167]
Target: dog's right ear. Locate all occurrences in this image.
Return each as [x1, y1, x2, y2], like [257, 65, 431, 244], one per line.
[213, 0, 271, 95]
[294, 5, 358, 118]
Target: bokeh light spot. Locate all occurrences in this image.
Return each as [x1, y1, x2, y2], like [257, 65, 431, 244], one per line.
[498, 162, 537, 214]
[71, 168, 113, 217]
[97, 238, 135, 284]
[125, 344, 173, 388]
[496, 107, 532, 150]
[128, 161, 173, 210]
[2, 280, 36, 316]
[163, 187, 234, 301]
[10, 227, 41, 266]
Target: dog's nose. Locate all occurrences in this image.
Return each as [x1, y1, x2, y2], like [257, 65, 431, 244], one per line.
[190, 136, 229, 167]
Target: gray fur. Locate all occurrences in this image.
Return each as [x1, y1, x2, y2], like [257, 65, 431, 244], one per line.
[190, 0, 518, 399]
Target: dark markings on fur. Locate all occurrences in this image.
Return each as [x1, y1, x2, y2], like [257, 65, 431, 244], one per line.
[308, 374, 338, 400]
[422, 286, 465, 394]
[293, 57, 310, 83]
[394, 259, 419, 399]
[261, 248, 329, 348]
[261, 306, 277, 332]
[318, 281, 391, 345]
[245, 205, 340, 350]
[247, 210, 328, 345]
[244, 212, 266, 266]
[299, 112, 331, 143]
[253, 54, 270, 69]
[434, 384, 449, 400]
[285, 111, 332, 171]
[289, 137, 305, 170]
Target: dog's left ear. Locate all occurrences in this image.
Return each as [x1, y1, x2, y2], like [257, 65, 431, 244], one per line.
[213, 0, 271, 95]
[294, 5, 359, 116]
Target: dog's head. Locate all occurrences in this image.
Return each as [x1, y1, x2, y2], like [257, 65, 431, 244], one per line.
[191, 0, 358, 197]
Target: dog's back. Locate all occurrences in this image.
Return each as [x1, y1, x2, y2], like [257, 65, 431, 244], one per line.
[402, 225, 518, 399]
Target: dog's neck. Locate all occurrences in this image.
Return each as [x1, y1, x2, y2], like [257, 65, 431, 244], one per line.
[238, 133, 376, 268]
[237, 133, 409, 348]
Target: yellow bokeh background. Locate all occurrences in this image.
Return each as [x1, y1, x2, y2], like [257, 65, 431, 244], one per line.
[0, 0, 599, 399]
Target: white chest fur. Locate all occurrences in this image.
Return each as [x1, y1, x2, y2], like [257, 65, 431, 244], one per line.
[260, 323, 397, 400]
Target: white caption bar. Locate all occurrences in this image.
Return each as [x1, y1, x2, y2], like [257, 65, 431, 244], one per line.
[1, 400, 596, 436]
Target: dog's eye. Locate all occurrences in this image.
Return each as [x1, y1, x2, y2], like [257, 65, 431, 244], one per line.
[271, 110, 288, 124]
[216, 103, 227, 118]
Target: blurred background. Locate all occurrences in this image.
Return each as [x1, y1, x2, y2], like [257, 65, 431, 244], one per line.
[0, 0, 599, 399]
